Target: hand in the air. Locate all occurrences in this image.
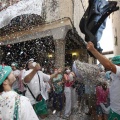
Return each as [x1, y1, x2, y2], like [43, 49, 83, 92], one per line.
[87, 41, 95, 51]
[34, 63, 41, 71]
[57, 68, 63, 73]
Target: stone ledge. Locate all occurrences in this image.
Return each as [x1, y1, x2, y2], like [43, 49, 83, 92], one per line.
[0, 18, 72, 45]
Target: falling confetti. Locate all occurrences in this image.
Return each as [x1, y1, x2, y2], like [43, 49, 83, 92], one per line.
[73, 60, 107, 85]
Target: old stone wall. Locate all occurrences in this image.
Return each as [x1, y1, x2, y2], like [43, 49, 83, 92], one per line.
[74, 0, 88, 39]
[112, 1, 120, 56]
[43, 0, 73, 22]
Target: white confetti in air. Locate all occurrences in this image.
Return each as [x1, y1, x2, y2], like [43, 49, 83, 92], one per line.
[0, 0, 44, 28]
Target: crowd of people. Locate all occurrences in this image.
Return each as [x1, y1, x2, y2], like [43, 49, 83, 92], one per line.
[0, 42, 120, 120]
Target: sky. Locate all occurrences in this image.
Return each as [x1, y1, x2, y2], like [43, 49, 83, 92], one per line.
[99, 18, 114, 52]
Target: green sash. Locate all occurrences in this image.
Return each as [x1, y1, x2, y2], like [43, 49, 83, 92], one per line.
[13, 95, 20, 120]
[108, 109, 120, 120]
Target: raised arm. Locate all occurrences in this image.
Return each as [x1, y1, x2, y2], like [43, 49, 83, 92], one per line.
[24, 63, 40, 83]
[50, 68, 63, 80]
[87, 41, 116, 73]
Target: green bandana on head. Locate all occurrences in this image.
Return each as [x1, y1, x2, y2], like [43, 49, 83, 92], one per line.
[111, 55, 120, 65]
[0, 65, 12, 85]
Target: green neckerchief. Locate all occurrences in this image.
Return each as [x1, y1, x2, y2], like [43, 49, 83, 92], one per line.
[108, 109, 120, 120]
[13, 95, 20, 120]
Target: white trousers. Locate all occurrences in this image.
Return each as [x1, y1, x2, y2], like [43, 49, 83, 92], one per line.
[64, 87, 77, 116]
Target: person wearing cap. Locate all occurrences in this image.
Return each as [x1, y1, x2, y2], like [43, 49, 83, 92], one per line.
[11, 62, 20, 92]
[23, 59, 62, 118]
[0, 65, 39, 120]
[87, 41, 120, 120]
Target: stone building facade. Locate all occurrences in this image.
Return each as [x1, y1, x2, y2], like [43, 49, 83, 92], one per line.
[1, 0, 118, 67]
[112, 1, 120, 56]
[0, 0, 89, 67]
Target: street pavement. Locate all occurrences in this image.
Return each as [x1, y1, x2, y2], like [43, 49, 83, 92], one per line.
[47, 112, 90, 120]
[40, 107, 92, 120]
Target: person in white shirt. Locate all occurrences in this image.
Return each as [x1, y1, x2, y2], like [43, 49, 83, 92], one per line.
[23, 59, 62, 119]
[87, 41, 120, 120]
[11, 62, 20, 92]
[0, 65, 39, 120]
[18, 64, 26, 95]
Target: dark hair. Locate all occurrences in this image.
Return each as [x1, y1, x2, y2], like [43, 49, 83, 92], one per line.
[25, 62, 29, 70]
[64, 67, 70, 73]
[0, 83, 4, 92]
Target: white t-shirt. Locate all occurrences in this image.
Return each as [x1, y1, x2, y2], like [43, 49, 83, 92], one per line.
[24, 70, 50, 105]
[110, 65, 120, 115]
[20, 69, 26, 81]
[0, 91, 39, 120]
[13, 69, 20, 77]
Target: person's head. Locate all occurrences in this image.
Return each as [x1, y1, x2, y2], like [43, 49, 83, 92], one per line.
[0, 65, 16, 92]
[65, 67, 71, 74]
[111, 55, 120, 66]
[26, 58, 35, 70]
[102, 81, 107, 91]
[11, 62, 18, 71]
[54, 68, 58, 74]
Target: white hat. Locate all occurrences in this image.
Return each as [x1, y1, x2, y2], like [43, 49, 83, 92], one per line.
[26, 58, 34, 64]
